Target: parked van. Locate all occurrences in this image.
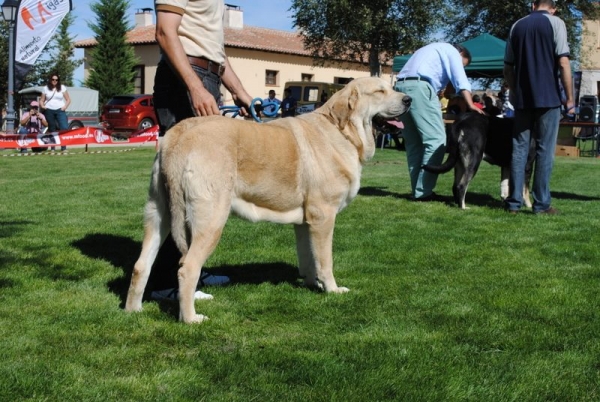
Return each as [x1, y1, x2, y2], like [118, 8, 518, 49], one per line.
[18, 86, 100, 129]
[283, 81, 345, 115]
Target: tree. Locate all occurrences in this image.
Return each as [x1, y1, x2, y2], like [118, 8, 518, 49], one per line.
[85, 0, 137, 106]
[0, 21, 9, 104]
[445, 0, 600, 64]
[290, 0, 446, 77]
[46, 13, 83, 86]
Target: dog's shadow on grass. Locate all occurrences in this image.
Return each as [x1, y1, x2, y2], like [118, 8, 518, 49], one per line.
[359, 186, 403, 198]
[72, 233, 301, 308]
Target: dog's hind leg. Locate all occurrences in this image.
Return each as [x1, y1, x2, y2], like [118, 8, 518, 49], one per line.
[454, 152, 482, 210]
[453, 163, 469, 209]
[177, 197, 231, 324]
[126, 158, 171, 312]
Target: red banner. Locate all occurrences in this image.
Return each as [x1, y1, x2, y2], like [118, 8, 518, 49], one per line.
[0, 126, 159, 149]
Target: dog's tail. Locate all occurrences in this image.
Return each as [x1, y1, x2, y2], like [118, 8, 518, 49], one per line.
[422, 119, 461, 174]
[165, 156, 190, 257]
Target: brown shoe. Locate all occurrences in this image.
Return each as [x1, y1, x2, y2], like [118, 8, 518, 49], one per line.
[535, 206, 559, 215]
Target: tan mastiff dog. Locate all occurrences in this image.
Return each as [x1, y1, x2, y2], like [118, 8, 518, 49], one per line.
[125, 77, 411, 323]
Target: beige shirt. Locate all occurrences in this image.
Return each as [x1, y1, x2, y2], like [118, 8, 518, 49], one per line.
[155, 0, 226, 64]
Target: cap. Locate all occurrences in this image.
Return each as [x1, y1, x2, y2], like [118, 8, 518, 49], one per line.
[30, 100, 39, 107]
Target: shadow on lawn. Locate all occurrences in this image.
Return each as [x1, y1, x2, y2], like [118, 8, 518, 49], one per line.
[360, 186, 600, 208]
[72, 233, 300, 307]
[359, 186, 404, 198]
[0, 220, 34, 238]
[551, 191, 600, 202]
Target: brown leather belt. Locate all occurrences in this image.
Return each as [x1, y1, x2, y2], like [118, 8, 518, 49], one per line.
[187, 55, 225, 76]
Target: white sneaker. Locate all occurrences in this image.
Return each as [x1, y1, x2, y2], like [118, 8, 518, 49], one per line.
[194, 290, 214, 300]
[151, 288, 214, 301]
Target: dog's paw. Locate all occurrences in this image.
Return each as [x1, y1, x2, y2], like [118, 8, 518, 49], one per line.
[330, 286, 350, 294]
[179, 310, 209, 323]
[124, 299, 143, 312]
[182, 314, 209, 324]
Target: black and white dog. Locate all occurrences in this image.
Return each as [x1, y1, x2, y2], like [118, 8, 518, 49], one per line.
[423, 113, 534, 209]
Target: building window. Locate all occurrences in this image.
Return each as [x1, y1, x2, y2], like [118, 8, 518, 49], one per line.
[334, 77, 353, 85]
[301, 74, 313, 82]
[265, 70, 278, 86]
[133, 65, 144, 94]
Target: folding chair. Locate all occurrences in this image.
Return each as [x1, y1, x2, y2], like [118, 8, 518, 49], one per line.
[574, 126, 599, 157]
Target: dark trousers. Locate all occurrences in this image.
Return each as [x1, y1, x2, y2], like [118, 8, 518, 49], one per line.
[149, 57, 223, 289]
[153, 57, 222, 135]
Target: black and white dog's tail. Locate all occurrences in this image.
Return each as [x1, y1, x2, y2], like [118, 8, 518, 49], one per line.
[422, 147, 458, 173]
[423, 113, 490, 174]
[422, 113, 483, 174]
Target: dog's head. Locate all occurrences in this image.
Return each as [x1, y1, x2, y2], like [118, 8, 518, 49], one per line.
[318, 77, 411, 160]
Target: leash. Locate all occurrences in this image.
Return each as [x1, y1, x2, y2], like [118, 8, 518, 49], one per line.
[219, 97, 281, 123]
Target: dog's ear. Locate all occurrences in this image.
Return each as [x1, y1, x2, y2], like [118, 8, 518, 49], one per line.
[326, 86, 359, 130]
[347, 86, 359, 111]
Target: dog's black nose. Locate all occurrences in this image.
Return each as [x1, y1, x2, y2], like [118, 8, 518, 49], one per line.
[402, 95, 412, 106]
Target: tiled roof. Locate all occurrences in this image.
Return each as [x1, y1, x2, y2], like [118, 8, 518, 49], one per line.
[75, 25, 312, 57]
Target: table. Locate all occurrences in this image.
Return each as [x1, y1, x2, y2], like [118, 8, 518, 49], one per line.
[559, 121, 600, 157]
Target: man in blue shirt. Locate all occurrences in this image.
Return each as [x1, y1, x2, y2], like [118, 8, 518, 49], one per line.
[395, 43, 484, 201]
[263, 89, 281, 116]
[504, 0, 574, 214]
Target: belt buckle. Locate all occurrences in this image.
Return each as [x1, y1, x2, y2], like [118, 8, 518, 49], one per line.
[207, 60, 225, 76]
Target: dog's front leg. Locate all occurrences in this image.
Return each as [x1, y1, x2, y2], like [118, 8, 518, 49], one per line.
[500, 166, 510, 200]
[305, 206, 348, 293]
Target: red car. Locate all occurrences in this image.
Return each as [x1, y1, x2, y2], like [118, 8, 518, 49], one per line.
[101, 94, 157, 132]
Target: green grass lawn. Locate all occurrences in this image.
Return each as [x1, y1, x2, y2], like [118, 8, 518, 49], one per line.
[0, 146, 599, 401]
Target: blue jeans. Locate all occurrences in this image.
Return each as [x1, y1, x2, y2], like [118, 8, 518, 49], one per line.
[505, 107, 560, 212]
[153, 58, 222, 135]
[43, 108, 68, 150]
[394, 79, 446, 198]
[44, 108, 68, 131]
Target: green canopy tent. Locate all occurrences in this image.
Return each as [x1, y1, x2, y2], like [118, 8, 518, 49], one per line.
[392, 33, 507, 79]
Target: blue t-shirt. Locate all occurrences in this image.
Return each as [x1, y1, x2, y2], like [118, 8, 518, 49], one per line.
[504, 10, 570, 109]
[262, 96, 281, 114]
